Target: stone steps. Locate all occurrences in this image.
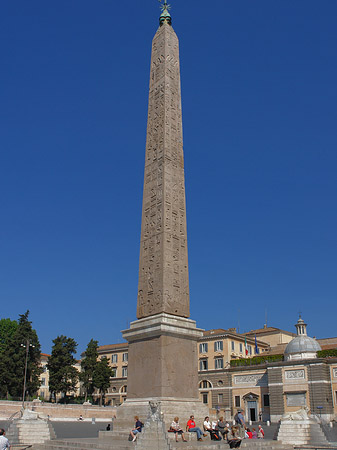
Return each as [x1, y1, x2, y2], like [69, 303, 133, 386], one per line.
[6, 419, 56, 445]
[33, 437, 296, 450]
[277, 421, 330, 447]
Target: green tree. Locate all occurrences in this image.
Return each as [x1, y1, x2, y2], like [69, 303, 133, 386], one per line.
[0, 318, 18, 398]
[80, 339, 99, 402]
[0, 318, 18, 353]
[5, 311, 42, 399]
[92, 357, 113, 406]
[48, 335, 79, 401]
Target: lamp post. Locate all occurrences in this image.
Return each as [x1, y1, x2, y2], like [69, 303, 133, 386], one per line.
[21, 339, 35, 410]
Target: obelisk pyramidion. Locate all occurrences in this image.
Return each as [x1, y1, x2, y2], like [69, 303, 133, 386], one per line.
[121, 3, 207, 420]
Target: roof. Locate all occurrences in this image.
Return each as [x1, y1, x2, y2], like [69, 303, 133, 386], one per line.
[98, 342, 128, 352]
[243, 326, 295, 337]
[260, 343, 288, 356]
[317, 337, 337, 346]
[203, 329, 229, 336]
[202, 329, 268, 346]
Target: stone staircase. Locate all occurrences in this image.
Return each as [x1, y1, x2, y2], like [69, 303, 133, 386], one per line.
[6, 418, 56, 446]
[33, 435, 296, 450]
[277, 421, 330, 447]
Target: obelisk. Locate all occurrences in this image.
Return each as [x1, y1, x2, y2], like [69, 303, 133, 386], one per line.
[121, 2, 206, 420]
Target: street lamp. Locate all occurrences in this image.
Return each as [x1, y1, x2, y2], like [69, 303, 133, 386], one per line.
[21, 339, 35, 410]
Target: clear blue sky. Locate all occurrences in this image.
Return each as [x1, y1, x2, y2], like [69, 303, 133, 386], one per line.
[1, 1, 336, 355]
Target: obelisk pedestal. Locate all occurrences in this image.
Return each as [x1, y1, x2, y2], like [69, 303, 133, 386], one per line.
[117, 314, 207, 422]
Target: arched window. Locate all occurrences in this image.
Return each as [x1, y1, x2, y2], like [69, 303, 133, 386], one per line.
[120, 385, 127, 393]
[199, 380, 212, 389]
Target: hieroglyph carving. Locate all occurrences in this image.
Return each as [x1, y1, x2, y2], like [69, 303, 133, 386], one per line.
[137, 23, 189, 319]
[285, 370, 305, 380]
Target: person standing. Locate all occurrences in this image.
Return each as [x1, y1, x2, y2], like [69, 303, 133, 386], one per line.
[0, 429, 10, 450]
[237, 410, 245, 438]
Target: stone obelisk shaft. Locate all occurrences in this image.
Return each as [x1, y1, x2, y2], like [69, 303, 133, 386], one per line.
[137, 21, 189, 319]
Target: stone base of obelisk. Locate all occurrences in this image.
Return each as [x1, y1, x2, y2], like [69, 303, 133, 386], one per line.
[117, 313, 209, 428]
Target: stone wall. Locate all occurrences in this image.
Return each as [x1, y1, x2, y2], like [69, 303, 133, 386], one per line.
[308, 360, 334, 418]
[0, 401, 116, 421]
[267, 366, 284, 421]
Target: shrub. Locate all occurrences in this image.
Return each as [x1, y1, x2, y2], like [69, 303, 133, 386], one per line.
[317, 348, 337, 358]
[230, 354, 283, 367]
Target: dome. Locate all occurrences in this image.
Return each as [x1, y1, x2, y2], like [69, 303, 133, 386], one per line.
[284, 335, 321, 355]
[284, 316, 321, 361]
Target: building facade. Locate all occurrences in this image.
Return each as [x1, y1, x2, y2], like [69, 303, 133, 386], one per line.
[94, 319, 337, 423]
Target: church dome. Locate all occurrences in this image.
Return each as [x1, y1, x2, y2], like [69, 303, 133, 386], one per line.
[284, 316, 321, 361]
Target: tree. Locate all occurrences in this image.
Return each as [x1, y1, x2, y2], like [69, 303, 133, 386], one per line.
[0, 318, 18, 353]
[92, 357, 113, 406]
[4, 311, 42, 399]
[48, 335, 79, 401]
[80, 339, 99, 402]
[0, 318, 18, 398]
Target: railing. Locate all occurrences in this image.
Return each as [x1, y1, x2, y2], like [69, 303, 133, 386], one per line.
[8, 410, 21, 421]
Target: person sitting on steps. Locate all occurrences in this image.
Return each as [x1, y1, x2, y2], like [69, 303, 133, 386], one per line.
[186, 415, 207, 441]
[130, 416, 143, 442]
[170, 417, 187, 442]
[203, 416, 221, 440]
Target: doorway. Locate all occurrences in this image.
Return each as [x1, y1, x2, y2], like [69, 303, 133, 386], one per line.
[247, 400, 257, 422]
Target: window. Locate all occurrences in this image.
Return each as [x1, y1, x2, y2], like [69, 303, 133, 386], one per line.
[202, 393, 208, 404]
[122, 353, 128, 362]
[214, 341, 223, 352]
[111, 354, 118, 363]
[218, 394, 223, 404]
[41, 378, 46, 386]
[111, 369, 117, 378]
[122, 367, 128, 378]
[248, 345, 252, 355]
[199, 359, 208, 371]
[43, 365, 47, 373]
[120, 385, 127, 393]
[231, 341, 235, 351]
[199, 343, 208, 353]
[239, 343, 243, 353]
[263, 394, 270, 407]
[215, 358, 224, 369]
[200, 380, 211, 389]
[235, 396, 241, 407]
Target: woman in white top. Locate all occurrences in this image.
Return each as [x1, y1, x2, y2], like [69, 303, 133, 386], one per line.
[203, 416, 212, 432]
[204, 417, 221, 440]
[170, 417, 187, 442]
